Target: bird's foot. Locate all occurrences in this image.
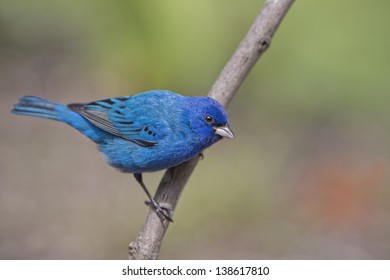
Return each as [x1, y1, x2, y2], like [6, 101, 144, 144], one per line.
[199, 152, 204, 160]
[145, 200, 174, 222]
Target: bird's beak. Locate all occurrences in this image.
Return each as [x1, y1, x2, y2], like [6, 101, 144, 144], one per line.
[215, 124, 235, 139]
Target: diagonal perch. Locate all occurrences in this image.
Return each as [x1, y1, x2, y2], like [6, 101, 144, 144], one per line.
[128, 0, 295, 260]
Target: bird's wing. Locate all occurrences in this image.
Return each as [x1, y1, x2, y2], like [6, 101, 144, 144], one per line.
[68, 97, 166, 147]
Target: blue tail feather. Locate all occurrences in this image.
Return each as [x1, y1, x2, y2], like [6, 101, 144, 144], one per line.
[11, 96, 62, 120]
[11, 96, 105, 143]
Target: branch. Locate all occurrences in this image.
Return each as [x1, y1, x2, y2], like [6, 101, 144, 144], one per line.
[128, 0, 295, 260]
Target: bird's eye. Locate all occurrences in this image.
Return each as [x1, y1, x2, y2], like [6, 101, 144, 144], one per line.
[205, 115, 214, 123]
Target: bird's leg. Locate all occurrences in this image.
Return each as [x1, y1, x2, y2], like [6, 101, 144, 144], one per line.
[133, 173, 173, 222]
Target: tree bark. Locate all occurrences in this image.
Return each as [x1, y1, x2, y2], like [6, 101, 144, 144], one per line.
[128, 0, 295, 260]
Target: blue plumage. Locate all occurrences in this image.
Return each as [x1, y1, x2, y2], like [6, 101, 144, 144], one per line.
[12, 90, 234, 221]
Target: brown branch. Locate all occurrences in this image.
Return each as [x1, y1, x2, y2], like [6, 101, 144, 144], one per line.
[128, 0, 295, 260]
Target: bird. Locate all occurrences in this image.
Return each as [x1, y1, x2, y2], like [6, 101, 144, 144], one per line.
[11, 90, 234, 221]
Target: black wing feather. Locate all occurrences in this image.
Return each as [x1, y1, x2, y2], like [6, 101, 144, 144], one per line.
[68, 103, 156, 147]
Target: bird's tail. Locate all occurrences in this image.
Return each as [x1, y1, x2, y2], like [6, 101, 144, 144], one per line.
[11, 96, 104, 143]
[11, 96, 66, 121]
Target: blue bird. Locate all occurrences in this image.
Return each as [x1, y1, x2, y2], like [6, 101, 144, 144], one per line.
[11, 90, 234, 221]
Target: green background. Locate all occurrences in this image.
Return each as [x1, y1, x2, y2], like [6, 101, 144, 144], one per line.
[1, 0, 389, 259]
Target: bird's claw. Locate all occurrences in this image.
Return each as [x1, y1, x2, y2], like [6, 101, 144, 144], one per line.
[145, 200, 174, 222]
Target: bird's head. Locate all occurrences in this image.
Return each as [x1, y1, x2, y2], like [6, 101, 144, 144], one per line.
[186, 97, 234, 147]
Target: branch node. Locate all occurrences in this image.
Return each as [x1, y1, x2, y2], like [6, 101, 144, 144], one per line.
[257, 35, 271, 53]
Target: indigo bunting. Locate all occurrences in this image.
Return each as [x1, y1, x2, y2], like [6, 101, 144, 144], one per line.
[12, 90, 234, 221]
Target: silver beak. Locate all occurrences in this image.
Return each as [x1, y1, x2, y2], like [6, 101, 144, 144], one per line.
[215, 124, 235, 139]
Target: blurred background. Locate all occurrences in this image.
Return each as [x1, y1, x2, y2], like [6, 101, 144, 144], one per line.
[1, 0, 390, 259]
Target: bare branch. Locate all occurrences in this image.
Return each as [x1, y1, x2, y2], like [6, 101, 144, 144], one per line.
[128, 0, 295, 260]
[128, 156, 200, 259]
[209, 0, 295, 106]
